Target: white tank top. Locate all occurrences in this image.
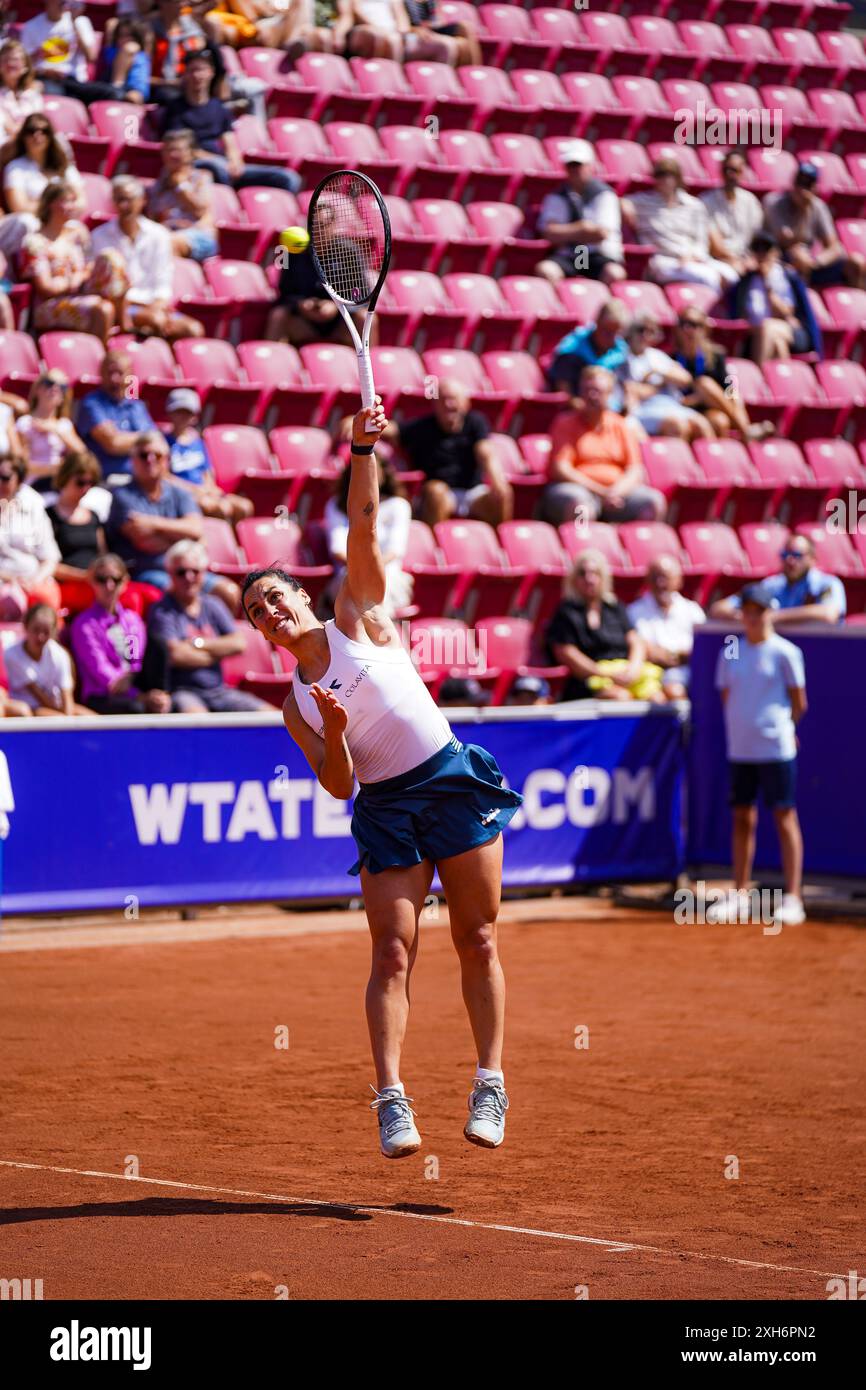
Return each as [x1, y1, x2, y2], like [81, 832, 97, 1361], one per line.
[293, 620, 453, 784]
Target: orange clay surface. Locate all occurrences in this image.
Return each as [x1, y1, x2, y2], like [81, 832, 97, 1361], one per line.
[1, 896, 864, 1300]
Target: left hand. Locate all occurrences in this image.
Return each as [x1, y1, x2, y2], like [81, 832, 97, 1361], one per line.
[310, 683, 349, 736]
[352, 397, 387, 446]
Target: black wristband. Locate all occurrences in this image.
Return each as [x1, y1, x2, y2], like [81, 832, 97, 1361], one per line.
[350, 443, 375, 455]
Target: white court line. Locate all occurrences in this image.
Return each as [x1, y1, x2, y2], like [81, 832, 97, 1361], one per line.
[0, 1159, 845, 1282]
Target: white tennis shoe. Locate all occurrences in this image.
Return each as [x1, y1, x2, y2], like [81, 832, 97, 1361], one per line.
[464, 1078, 509, 1149]
[370, 1086, 421, 1159]
[773, 894, 806, 926]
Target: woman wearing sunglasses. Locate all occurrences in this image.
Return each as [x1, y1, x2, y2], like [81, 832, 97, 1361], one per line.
[673, 310, 774, 442]
[0, 113, 85, 265]
[16, 371, 86, 483]
[70, 555, 171, 716]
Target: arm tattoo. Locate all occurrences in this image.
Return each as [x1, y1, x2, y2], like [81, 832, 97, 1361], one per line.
[363, 501, 374, 516]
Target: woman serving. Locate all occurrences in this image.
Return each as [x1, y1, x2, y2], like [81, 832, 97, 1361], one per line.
[242, 400, 522, 1159]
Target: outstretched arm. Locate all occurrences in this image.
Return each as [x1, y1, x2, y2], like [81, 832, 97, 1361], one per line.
[345, 398, 389, 612]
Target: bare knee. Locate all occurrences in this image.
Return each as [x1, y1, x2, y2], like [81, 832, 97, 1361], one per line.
[371, 935, 411, 981]
[452, 921, 498, 966]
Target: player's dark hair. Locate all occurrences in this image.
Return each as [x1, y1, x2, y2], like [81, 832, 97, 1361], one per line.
[241, 567, 302, 626]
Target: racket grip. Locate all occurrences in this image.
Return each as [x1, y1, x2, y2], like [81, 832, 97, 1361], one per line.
[357, 350, 376, 417]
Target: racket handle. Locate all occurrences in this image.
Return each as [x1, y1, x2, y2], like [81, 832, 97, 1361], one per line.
[357, 349, 376, 415]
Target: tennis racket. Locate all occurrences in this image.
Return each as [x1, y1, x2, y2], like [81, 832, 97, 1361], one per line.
[307, 169, 391, 427]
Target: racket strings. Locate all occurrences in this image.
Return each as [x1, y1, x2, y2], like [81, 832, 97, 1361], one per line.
[310, 174, 386, 304]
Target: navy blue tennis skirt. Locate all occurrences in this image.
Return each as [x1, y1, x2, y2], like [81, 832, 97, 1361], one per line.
[349, 734, 523, 876]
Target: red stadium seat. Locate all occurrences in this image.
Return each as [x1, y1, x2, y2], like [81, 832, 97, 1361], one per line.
[465, 200, 549, 277]
[236, 340, 322, 427]
[0, 330, 40, 390]
[44, 93, 109, 172]
[442, 271, 527, 351]
[748, 438, 827, 524]
[487, 432, 545, 518]
[457, 65, 538, 135]
[679, 520, 756, 605]
[641, 437, 717, 524]
[201, 260, 275, 343]
[509, 69, 582, 139]
[325, 122, 402, 193]
[578, 12, 651, 78]
[236, 186, 300, 259]
[612, 76, 676, 143]
[379, 124, 460, 200]
[90, 100, 161, 176]
[594, 139, 653, 196]
[803, 438, 866, 490]
[771, 26, 838, 85]
[438, 129, 515, 202]
[434, 518, 529, 621]
[727, 24, 792, 83]
[270, 425, 339, 522]
[294, 52, 371, 122]
[691, 438, 777, 525]
[676, 20, 741, 82]
[815, 357, 866, 438]
[403, 521, 462, 618]
[201, 516, 247, 577]
[380, 268, 468, 349]
[738, 520, 791, 574]
[489, 133, 559, 203]
[422, 347, 492, 398]
[236, 517, 333, 608]
[113, 335, 181, 416]
[349, 57, 426, 124]
[203, 424, 271, 492]
[221, 626, 293, 707]
[39, 331, 103, 393]
[618, 520, 686, 571]
[559, 72, 630, 141]
[498, 520, 567, 628]
[174, 338, 261, 424]
[761, 360, 838, 440]
[481, 350, 566, 433]
[403, 61, 477, 130]
[474, 615, 569, 704]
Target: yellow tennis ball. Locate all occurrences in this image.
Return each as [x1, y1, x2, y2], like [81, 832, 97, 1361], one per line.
[278, 226, 310, 253]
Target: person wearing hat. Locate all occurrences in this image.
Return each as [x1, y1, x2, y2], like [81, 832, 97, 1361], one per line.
[763, 162, 865, 290]
[713, 580, 807, 927]
[506, 675, 551, 707]
[622, 157, 739, 293]
[437, 676, 490, 708]
[164, 387, 253, 524]
[710, 533, 845, 626]
[535, 139, 625, 287]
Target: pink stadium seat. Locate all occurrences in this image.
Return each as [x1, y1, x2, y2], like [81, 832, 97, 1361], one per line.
[403, 61, 477, 129]
[379, 124, 461, 200]
[612, 76, 676, 143]
[384, 269, 470, 349]
[758, 84, 827, 152]
[203, 424, 287, 513]
[0, 330, 40, 390]
[406, 617, 489, 697]
[203, 259, 275, 341]
[349, 57, 427, 125]
[509, 69, 584, 139]
[477, 4, 545, 69]
[748, 438, 827, 524]
[837, 218, 866, 262]
[611, 281, 676, 328]
[554, 279, 610, 326]
[559, 72, 630, 141]
[481, 350, 566, 433]
[723, 357, 786, 433]
[528, 7, 585, 71]
[301, 343, 365, 423]
[170, 258, 225, 339]
[761, 360, 838, 440]
[237, 186, 300, 259]
[807, 89, 863, 154]
[578, 13, 651, 78]
[629, 15, 694, 78]
[679, 520, 756, 605]
[647, 141, 712, 190]
[691, 438, 777, 525]
[818, 27, 866, 90]
[803, 439, 866, 490]
[324, 122, 403, 193]
[370, 346, 429, 417]
[659, 77, 712, 122]
[799, 150, 859, 205]
[457, 65, 538, 134]
[815, 359, 866, 438]
[438, 129, 515, 202]
[413, 198, 490, 275]
[594, 139, 653, 196]
[201, 515, 246, 577]
[676, 21, 741, 82]
[44, 93, 109, 172]
[403, 521, 462, 618]
[236, 340, 322, 427]
[844, 150, 866, 201]
[496, 274, 573, 354]
[174, 338, 261, 424]
[465, 200, 549, 277]
[294, 52, 371, 122]
[474, 615, 569, 704]
[489, 133, 559, 203]
[710, 80, 764, 119]
[422, 347, 493, 398]
[641, 437, 717, 524]
[498, 520, 567, 629]
[618, 520, 686, 572]
[818, 293, 866, 362]
[268, 117, 340, 187]
[738, 520, 792, 574]
[485, 433, 546, 518]
[236, 516, 333, 606]
[746, 147, 799, 193]
[517, 433, 552, 475]
[771, 26, 838, 85]
[559, 519, 644, 598]
[39, 331, 103, 392]
[726, 24, 792, 84]
[438, 271, 525, 351]
[114, 335, 180, 416]
[221, 626, 293, 707]
[269, 425, 339, 521]
[434, 519, 528, 622]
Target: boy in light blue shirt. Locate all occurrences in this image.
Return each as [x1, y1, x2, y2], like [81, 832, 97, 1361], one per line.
[714, 582, 808, 925]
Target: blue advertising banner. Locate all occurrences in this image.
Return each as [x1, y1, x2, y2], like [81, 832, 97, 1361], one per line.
[687, 626, 866, 880]
[0, 708, 685, 914]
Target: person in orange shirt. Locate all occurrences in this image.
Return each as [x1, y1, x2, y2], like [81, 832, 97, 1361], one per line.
[540, 365, 665, 527]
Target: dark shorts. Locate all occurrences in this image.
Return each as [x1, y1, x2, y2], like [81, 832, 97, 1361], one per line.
[790, 322, 812, 354]
[349, 733, 523, 875]
[806, 257, 848, 289]
[552, 247, 621, 281]
[729, 758, 797, 809]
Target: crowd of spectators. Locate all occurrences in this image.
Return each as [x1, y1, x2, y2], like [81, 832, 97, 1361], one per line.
[0, 6, 857, 719]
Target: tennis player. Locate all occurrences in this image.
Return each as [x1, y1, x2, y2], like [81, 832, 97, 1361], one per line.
[242, 400, 523, 1158]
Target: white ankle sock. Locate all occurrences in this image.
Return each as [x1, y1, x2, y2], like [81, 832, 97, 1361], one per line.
[380, 1081, 404, 1096]
[475, 1066, 504, 1084]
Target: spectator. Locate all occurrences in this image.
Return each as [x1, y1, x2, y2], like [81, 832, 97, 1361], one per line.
[377, 380, 512, 527]
[147, 7, 268, 118]
[0, 113, 85, 262]
[699, 149, 764, 280]
[547, 298, 629, 402]
[627, 556, 706, 700]
[146, 129, 217, 262]
[535, 140, 625, 287]
[401, 0, 482, 65]
[541, 365, 665, 526]
[344, 0, 439, 59]
[324, 457, 412, 616]
[161, 48, 300, 194]
[91, 175, 206, 342]
[106, 429, 238, 609]
[0, 387, 22, 456]
[21, 0, 97, 98]
[18, 182, 118, 343]
[731, 231, 823, 364]
[618, 313, 713, 441]
[763, 161, 865, 291]
[0, 38, 44, 143]
[672, 308, 774, 440]
[506, 675, 552, 706]
[294, 0, 355, 55]
[147, 539, 269, 711]
[546, 549, 663, 703]
[15, 369, 86, 484]
[622, 157, 739, 293]
[437, 675, 490, 707]
[3, 602, 90, 715]
[91, 17, 151, 104]
[46, 450, 106, 614]
[70, 554, 171, 715]
[712, 581, 807, 926]
[710, 534, 846, 626]
[164, 387, 253, 524]
[0, 456, 62, 618]
[77, 350, 156, 479]
[267, 219, 372, 347]
[0, 686, 30, 717]
[205, 0, 306, 51]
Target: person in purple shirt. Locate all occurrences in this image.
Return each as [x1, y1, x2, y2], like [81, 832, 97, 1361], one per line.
[70, 554, 171, 715]
[76, 350, 156, 478]
[147, 539, 268, 712]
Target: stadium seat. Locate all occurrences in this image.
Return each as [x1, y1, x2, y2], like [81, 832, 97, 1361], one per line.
[474, 615, 570, 704]
[578, 13, 651, 78]
[819, 27, 866, 91]
[640, 438, 718, 525]
[815, 359, 866, 438]
[457, 65, 539, 135]
[294, 52, 372, 122]
[761, 360, 838, 441]
[434, 519, 529, 621]
[236, 341, 322, 428]
[269, 426, 339, 522]
[174, 339, 261, 425]
[691, 439, 777, 526]
[438, 129, 516, 203]
[221, 626, 293, 707]
[594, 139, 653, 196]
[629, 15, 694, 79]
[384, 269, 470, 350]
[679, 520, 757, 605]
[350, 57, 427, 125]
[509, 69, 583, 139]
[402, 521, 462, 618]
[748, 438, 827, 524]
[556, 72, 629, 141]
[406, 616, 494, 698]
[443, 272, 529, 351]
[0, 330, 40, 390]
[202, 260, 276, 344]
[236, 516, 333, 607]
[794, 521, 866, 611]
[528, 7, 586, 73]
[325, 122, 403, 193]
[618, 520, 689, 578]
[486, 433, 545, 518]
[803, 439, 866, 491]
[807, 89, 863, 154]
[611, 281, 676, 328]
[772, 26, 838, 85]
[413, 198, 492, 275]
[489, 133, 560, 204]
[554, 279, 610, 327]
[727, 24, 792, 83]
[465, 201, 549, 277]
[477, 4, 546, 70]
[480, 350, 567, 433]
[370, 346, 429, 418]
[201, 516, 247, 578]
[403, 61, 478, 130]
[39, 331, 103, 394]
[203, 425, 282, 513]
[738, 521, 792, 574]
[113, 335, 181, 417]
[497, 274, 574, 354]
[379, 124, 462, 200]
[747, 147, 798, 193]
[267, 117, 341, 187]
[677, 21, 742, 82]
[90, 100, 161, 177]
[612, 76, 677, 143]
[498, 520, 567, 628]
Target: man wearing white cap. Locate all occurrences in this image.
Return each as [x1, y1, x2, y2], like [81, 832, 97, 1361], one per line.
[535, 139, 625, 287]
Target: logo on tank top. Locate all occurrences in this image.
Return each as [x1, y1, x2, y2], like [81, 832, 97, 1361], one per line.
[343, 665, 372, 699]
[329, 679, 342, 689]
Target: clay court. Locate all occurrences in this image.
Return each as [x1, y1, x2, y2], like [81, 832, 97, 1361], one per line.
[2, 896, 864, 1301]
